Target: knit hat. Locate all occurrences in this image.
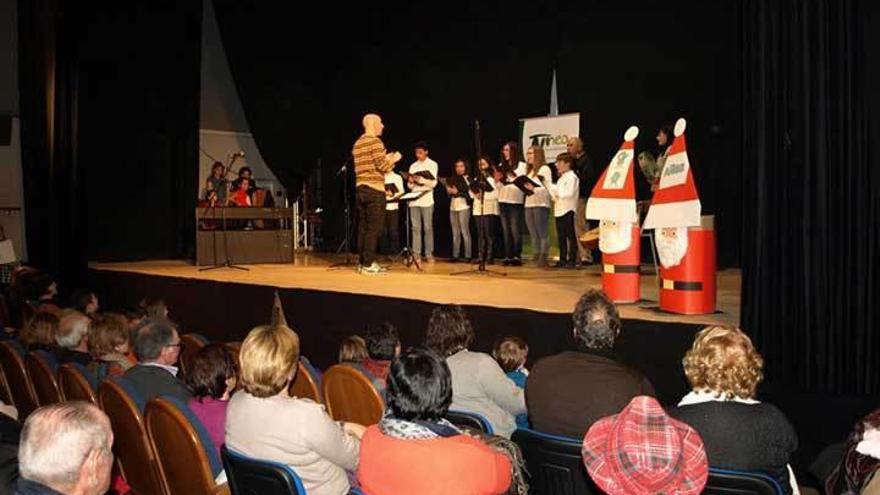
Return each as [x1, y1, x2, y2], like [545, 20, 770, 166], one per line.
[642, 118, 702, 229]
[581, 396, 709, 495]
[586, 126, 639, 224]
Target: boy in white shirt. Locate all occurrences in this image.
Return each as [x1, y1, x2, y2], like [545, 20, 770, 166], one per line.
[549, 153, 580, 268]
[406, 141, 438, 262]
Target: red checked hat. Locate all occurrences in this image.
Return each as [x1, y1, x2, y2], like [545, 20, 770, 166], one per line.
[581, 396, 708, 495]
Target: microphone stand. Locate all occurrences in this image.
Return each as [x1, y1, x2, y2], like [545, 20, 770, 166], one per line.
[200, 154, 249, 272]
[452, 120, 505, 277]
[329, 157, 357, 269]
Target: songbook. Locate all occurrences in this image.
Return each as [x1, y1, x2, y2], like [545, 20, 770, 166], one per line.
[385, 183, 399, 194]
[469, 178, 494, 193]
[401, 170, 436, 182]
[440, 176, 469, 198]
[513, 175, 544, 196]
[399, 191, 429, 201]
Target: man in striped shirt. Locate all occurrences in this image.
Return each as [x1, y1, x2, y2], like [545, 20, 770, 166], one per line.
[353, 114, 401, 274]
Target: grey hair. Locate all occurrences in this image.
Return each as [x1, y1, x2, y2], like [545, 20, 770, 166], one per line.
[19, 402, 113, 489]
[56, 310, 90, 349]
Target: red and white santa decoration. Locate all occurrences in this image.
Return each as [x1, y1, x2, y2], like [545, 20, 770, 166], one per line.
[586, 126, 642, 303]
[642, 118, 716, 315]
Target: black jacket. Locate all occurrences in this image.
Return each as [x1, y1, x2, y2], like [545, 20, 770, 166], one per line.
[124, 364, 192, 403]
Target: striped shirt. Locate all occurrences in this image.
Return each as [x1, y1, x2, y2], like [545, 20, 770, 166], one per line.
[353, 134, 393, 192]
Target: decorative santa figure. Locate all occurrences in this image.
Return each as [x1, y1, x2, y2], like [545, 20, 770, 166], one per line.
[586, 126, 641, 303]
[643, 118, 716, 314]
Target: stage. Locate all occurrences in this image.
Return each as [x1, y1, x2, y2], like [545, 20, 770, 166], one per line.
[90, 253, 741, 327]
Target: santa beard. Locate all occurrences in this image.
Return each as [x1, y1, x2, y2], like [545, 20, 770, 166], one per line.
[599, 220, 633, 254]
[656, 226, 689, 268]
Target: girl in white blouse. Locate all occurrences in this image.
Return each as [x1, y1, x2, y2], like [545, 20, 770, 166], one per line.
[522, 146, 553, 267]
[445, 159, 472, 262]
[470, 157, 500, 264]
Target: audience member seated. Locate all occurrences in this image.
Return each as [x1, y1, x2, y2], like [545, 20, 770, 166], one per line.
[68, 290, 99, 318]
[138, 298, 168, 320]
[362, 322, 401, 391]
[338, 335, 368, 364]
[425, 305, 525, 438]
[526, 289, 655, 438]
[87, 314, 134, 380]
[52, 310, 93, 366]
[15, 402, 114, 495]
[225, 324, 364, 495]
[669, 325, 799, 494]
[185, 343, 237, 457]
[19, 272, 61, 318]
[18, 312, 58, 352]
[582, 396, 708, 495]
[124, 318, 192, 403]
[120, 306, 146, 333]
[493, 336, 530, 429]
[825, 407, 880, 494]
[357, 347, 512, 495]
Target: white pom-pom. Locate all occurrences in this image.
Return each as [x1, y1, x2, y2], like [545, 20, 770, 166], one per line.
[623, 126, 639, 142]
[674, 118, 687, 137]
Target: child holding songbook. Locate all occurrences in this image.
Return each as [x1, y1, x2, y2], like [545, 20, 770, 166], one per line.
[522, 146, 553, 267]
[471, 157, 499, 264]
[493, 336, 530, 429]
[549, 153, 580, 268]
[383, 171, 404, 255]
[445, 160, 472, 262]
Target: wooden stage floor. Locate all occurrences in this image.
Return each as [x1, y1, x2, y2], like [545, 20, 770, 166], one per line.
[91, 253, 741, 326]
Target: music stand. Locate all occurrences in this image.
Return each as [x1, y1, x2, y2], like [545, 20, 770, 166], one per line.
[200, 155, 249, 272]
[395, 191, 428, 271]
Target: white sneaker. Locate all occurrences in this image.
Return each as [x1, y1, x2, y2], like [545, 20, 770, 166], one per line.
[361, 262, 387, 275]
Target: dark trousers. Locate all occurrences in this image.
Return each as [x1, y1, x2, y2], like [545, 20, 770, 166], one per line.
[555, 211, 578, 264]
[499, 203, 523, 259]
[356, 186, 386, 266]
[381, 208, 400, 254]
[475, 214, 497, 261]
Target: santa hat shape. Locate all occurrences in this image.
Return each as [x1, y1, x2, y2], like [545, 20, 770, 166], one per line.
[586, 126, 640, 224]
[642, 118, 702, 229]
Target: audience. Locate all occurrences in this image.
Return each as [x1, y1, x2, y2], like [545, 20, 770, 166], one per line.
[52, 310, 93, 366]
[526, 289, 654, 438]
[357, 347, 512, 495]
[68, 290, 99, 318]
[362, 322, 401, 390]
[825, 408, 880, 494]
[139, 298, 168, 320]
[669, 325, 799, 494]
[124, 318, 191, 402]
[18, 313, 57, 352]
[582, 396, 708, 495]
[338, 335, 368, 364]
[86, 314, 133, 380]
[185, 343, 237, 458]
[16, 402, 114, 495]
[425, 305, 525, 438]
[225, 324, 363, 495]
[493, 336, 530, 429]
[20, 272, 61, 318]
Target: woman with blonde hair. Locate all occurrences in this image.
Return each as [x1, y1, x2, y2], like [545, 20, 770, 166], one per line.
[521, 146, 553, 267]
[225, 324, 365, 495]
[670, 325, 799, 494]
[87, 313, 134, 379]
[18, 311, 58, 351]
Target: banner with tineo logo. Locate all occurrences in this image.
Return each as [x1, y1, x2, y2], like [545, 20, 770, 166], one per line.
[518, 113, 580, 164]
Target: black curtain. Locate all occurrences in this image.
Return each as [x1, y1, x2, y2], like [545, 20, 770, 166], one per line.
[17, 0, 201, 276]
[741, 0, 880, 394]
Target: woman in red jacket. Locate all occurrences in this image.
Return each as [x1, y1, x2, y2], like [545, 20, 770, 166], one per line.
[357, 347, 512, 495]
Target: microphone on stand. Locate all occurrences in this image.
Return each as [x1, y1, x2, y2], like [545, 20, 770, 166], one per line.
[229, 151, 245, 158]
[336, 164, 347, 176]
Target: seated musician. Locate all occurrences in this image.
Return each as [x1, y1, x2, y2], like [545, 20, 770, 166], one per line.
[205, 162, 228, 206]
[230, 177, 253, 207]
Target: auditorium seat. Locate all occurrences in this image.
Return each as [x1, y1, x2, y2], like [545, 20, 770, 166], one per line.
[25, 350, 62, 406]
[446, 410, 494, 435]
[179, 333, 210, 379]
[704, 467, 784, 495]
[221, 444, 306, 495]
[322, 364, 384, 425]
[289, 359, 322, 403]
[98, 376, 166, 495]
[0, 341, 38, 419]
[146, 396, 229, 495]
[58, 362, 99, 404]
[511, 427, 599, 495]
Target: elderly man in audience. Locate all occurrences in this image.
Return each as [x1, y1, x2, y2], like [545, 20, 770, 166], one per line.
[525, 289, 655, 438]
[52, 310, 93, 366]
[15, 402, 114, 495]
[123, 318, 192, 402]
[226, 324, 364, 495]
[669, 325, 799, 494]
[425, 305, 525, 438]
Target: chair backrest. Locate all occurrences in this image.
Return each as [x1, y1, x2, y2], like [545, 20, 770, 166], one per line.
[289, 359, 321, 403]
[446, 410, 495, 435]
[146, 396, 222, 495]
[322, 364, 384, 425]
[511, 428, 598, 495]
[179, 333, 210, 379]
[221, 444, 306, 495]
[98, 377, 167, 495]
[58, 363, 99, 404]
[25, 350, 62, 406]
[0, 341, 37, 419]
[704, 467, 784, 495]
